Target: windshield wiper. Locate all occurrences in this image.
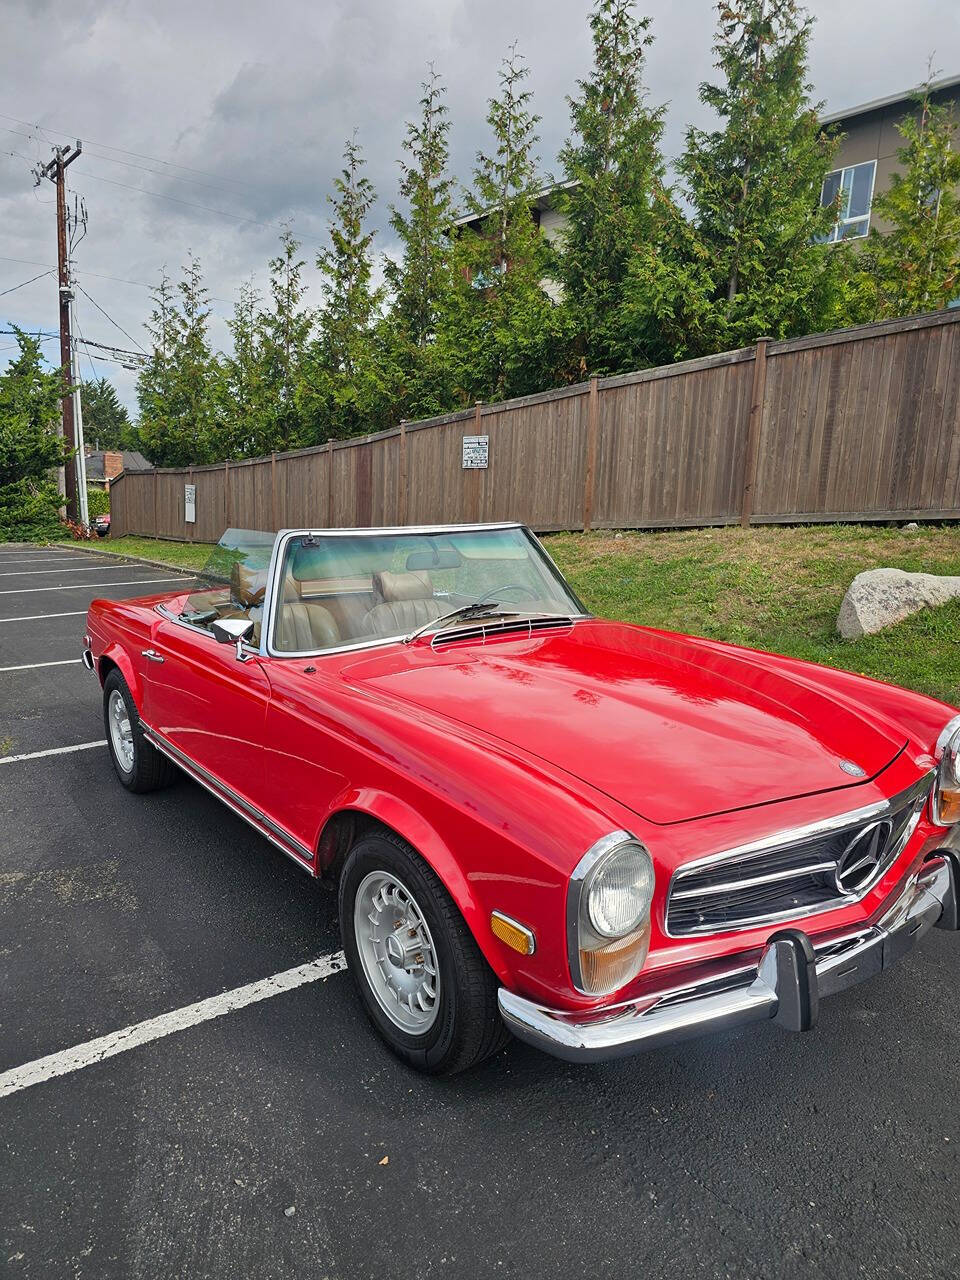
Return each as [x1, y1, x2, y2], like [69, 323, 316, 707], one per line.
[403, 602, 520, 644]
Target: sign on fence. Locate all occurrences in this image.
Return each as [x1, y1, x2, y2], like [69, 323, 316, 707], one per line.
[462, 435, 489, 469]
[184, 483, 196, 524]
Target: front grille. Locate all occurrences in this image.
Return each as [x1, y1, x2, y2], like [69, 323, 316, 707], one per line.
[665, 777, 931, 937]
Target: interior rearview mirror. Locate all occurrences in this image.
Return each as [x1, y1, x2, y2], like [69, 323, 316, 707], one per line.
[211, 617, 255, 661]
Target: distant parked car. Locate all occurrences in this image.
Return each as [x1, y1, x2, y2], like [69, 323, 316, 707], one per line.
[83, 523, 960, 1074]
[93, 513, 111, 537]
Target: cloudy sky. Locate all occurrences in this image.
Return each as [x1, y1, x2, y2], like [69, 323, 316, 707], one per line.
[2, 0, 957, 416]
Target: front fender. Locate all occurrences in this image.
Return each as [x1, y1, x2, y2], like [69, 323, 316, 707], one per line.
[322, 786, 512, 985]
[98, 641, 142, 707]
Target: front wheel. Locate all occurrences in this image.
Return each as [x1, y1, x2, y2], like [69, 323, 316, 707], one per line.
[339, 831, 507, 1075]
[103, 669, 176, 793]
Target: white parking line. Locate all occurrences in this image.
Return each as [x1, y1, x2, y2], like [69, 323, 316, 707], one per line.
[0, 577, 186, 595]
[0, 740, 106, 764]
[0, 557, 102, 566]
[0, 565, 147, 577]
[0, 659, 80, 672]
[0, 611, 88, 623]
[0, 950, 348, 1100]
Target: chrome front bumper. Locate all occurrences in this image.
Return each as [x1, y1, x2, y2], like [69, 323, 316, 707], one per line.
[498, 853, 959, 1063]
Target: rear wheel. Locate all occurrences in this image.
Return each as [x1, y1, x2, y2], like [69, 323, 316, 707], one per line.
[339, 831, 507, 1075]
[103, 669, 176, 793]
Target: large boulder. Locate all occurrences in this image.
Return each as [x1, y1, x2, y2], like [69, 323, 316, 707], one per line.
[837, 568, 960, 640]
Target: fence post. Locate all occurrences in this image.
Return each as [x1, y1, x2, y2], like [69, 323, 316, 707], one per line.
[398, 422, 408, 526]
[224, 460, 230, 533]
[583, 377, 599, 532]
[271, 451, 278, 531]
[152, 469, 158, 539]
[186, 467, 193, 542]
[740, 337, 771, 528]
[326, 441, 335, 527]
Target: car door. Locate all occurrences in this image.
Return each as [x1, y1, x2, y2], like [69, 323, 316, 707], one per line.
[142, 614, 272, 819]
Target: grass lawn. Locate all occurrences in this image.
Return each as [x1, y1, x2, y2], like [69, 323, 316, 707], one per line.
[59, 524, 959, 706]
[56, 535, 212, 572]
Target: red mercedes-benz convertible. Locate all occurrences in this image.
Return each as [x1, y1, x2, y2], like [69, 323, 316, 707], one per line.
[84, 524, 960, 1074]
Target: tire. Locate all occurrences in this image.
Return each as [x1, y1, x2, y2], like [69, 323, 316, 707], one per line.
[339, 831, 508, 1075]
[102, 668, 176, 793]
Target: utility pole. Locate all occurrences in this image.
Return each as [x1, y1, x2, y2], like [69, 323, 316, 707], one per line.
[36, 142, 82, 521]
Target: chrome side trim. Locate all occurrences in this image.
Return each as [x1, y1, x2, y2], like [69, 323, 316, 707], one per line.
[142, 727, 315, 874]
[664, 771, 934, 938]
[500, 856, 955, 1063]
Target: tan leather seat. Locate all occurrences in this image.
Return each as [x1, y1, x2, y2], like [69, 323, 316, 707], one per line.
[276, 600, 341, 651]
[274, 573, 341, 651]
[362, 570, 444, 637]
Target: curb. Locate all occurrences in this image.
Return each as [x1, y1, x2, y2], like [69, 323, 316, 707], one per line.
[49, 542, 197, 577]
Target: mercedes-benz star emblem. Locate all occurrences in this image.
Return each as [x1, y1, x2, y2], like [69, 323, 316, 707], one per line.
[839, 760, 867, 777]
[833, 819, 892, 896]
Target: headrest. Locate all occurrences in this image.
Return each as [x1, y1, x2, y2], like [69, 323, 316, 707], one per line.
[373, 570, 433, 602]
[231, 561, 268, 607]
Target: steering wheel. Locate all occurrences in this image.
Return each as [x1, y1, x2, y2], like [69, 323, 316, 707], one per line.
[476, 583, 539, 604]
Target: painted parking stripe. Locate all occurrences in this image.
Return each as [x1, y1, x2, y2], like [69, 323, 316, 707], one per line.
[0, 577, 186, 595]
[0, 950, 348, 1100]
[0, 740, 107, 764]
[0, 610, 88, 623]
[0, 659, 80, 672]
[0, 565, 150, 577]
[0, 557, 104, 566]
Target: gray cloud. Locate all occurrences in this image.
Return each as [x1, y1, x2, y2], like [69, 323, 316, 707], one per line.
[1, 0, 957, 411]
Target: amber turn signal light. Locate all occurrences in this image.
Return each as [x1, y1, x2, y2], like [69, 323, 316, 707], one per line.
[938, 789, 960, 826]
[491, 911, 536, 956]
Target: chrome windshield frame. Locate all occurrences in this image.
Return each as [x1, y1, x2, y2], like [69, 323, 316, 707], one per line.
[259, 523, 589, 661]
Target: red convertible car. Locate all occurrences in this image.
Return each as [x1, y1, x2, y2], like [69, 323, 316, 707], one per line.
[84, 524, 960, 1074]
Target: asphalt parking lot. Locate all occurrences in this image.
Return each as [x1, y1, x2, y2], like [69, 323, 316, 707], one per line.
[1, 542, 959, 1280]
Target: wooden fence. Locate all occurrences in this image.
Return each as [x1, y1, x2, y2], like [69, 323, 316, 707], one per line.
[110, 307, 960, 542]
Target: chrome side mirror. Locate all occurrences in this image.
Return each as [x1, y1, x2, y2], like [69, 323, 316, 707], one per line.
[211, 617, 255, 661]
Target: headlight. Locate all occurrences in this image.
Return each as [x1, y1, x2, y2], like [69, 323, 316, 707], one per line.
[568, 833, 655, 996]
[934, 715, 960, 826]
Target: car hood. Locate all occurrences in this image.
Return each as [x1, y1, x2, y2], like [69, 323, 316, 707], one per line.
[343, 620, 907, 825]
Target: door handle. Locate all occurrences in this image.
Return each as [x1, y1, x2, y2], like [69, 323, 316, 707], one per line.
[141, 649, 165, 664]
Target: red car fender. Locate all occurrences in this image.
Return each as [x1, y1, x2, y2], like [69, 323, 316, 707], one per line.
[324, 786, 510, 983]
[98, 641, 142, 705]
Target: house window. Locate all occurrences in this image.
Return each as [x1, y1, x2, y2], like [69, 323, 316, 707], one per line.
[818, 160, 876, 241]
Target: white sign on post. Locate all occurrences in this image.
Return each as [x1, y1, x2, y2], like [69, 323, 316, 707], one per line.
[462, 435, 489, 469]
[184, 483, 197, 524]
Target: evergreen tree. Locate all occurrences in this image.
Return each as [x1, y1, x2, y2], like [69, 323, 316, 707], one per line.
[218, 278, 268, 458]
[0, 330, 67, 539]
[386, 67, 459, 419]
[860, 83, 960, 318]
[80, 377, 135, 451]
[138, 258, 221, 466]
[446, 44, 567, 403]
[673, 0, 845, 353]
[557, 0, 669, 375]
[258, 228, 313, 449]
[298, 137, 394, 440]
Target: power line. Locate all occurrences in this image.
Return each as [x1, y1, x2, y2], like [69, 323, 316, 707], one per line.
[0, 268, 53, 298]
[74, 282, 148, 354]
[0, 112, 256, 190]
[76, 170, 280, 231]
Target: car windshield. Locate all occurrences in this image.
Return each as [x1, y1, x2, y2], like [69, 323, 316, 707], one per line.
[271, 525, 584, 654]
[180, 528, 278, 643]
